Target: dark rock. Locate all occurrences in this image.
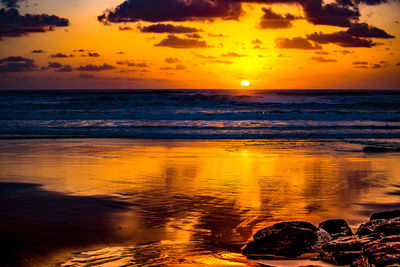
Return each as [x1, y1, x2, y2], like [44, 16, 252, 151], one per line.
[373, 221, 400, 236]
[370, 209, 400, 221]
[320, 235, 378, 265]
[356, 219, 388, 236]
[357, 210, 400, 236]
[362, 235, 400, 266]
[242, 221, 331, 259]
[318, 219, 353, 239]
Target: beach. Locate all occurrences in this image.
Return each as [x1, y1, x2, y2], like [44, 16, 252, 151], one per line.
[0, 138, 399, 266]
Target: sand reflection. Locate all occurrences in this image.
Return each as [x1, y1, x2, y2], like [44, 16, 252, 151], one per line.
[0, 139, 399, 265]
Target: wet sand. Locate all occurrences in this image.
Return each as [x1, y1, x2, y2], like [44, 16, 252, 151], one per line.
[0, 182, 136, 266]
[0, 139, 399, 266]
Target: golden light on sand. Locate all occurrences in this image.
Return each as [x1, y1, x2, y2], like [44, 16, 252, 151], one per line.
[241, 80, 250, 87]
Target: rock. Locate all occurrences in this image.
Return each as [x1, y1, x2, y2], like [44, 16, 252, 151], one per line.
[318, 219, 353, 239]
[357, 210, 400, 236]
[360, 235, 400, 266]
[356, 219, 388, 236]
[373, 221, 400, 236]
[242, 221, 331, 259]
[370, 210, 400, 221]
[320, 235, 378, 265]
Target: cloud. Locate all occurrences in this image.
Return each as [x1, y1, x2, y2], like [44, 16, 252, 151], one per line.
[307, 31, 375, 47]
[139, 23, 200, 33]
[315, 51, 329, 55]
[275, 37, 322, 49]
[47, 62, 62, 68]
[347, 23, 395, 38]
[259, 7, 301, 29]
[165, 57, 181, 64]
[251, 39, 263, 44]
[175, 64, 186, 70]
[0, 8, 69, 40]
[154, 35, 208, 48]
[209, 59, 233, 65]
[55, 64, 73, 72]
[221, 52, 247, 57]
[119, 26, 133, 31]
[192, 52, 216, 59]
[116, 60, 147, 67]
[88, 52, 100, 57]
[186, 33, 202, 39]
[77, 63, 116, 71]
[0, 56, 36, 72]
[1, 0, 22, 8]
[310, 56, 337, 62]
[50, 53, 74, 58]
[98, 0, 242, 24]
[353, 61, 368, 64]
[32, 49, 45, 53]
[302, 0, 360, 27]
[372, 63, 383, 68]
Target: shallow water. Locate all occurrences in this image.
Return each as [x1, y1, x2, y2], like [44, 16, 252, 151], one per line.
[0, 139, 399, 266]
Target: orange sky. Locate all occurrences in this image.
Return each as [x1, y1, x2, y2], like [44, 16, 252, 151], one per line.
[0, 0, 399, 89]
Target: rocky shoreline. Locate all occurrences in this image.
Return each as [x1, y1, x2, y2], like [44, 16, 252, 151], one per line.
[242, 210, 400, 266]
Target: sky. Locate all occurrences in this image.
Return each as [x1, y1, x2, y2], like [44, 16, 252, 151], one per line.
[0, 0, 399, 89]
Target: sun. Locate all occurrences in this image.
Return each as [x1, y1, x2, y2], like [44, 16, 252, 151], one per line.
[241, 80, 250, 87]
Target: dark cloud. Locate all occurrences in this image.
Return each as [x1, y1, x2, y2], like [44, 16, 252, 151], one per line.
[275, 37, 322, 49]
[0, 56, 35, 72]
[119, 26, 133, 31]
[221, 52, 247, 57]
[98, 0, 242, 24]
[347, 23, 395, 38]
[259, 7, 300, 29]
[310, 56, 337, 62]
[165, 57, 181, 64]
[307, 31, 375, 47]
[154, 35, 208, 48]
[88, 52, 100, 57]
[47, 62, 62, 68]
[397, 62, 400, 66]
[116, 51, 125, 54]
[32, 49, 45, 53]
[372, 63, 383, 68]
[43, 62, 73, 72]
[302, 0, 360, 27]
[50, 53, 74, 58]
[77, 63, 116, 71]
[116, 60, 147, 67]
[139, 23, 200, 33]
[186, 33, 202, 39]
[353, 61, 368, 64]
[55, 65, 73, 72]
[0, 8, 69, 40]
[0, 0, 23, 8]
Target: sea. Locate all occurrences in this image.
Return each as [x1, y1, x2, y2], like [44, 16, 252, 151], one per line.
[1, 89, 400, 142]
[0, 89, 400, 266]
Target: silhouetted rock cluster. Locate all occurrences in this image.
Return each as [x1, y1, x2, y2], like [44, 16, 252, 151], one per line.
[243, 210, 400, 266]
